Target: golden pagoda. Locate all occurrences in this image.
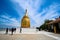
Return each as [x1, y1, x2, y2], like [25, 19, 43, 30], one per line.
[21, 9, 30, 28]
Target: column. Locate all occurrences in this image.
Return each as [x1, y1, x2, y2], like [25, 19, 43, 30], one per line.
[54, 26, 56, 33]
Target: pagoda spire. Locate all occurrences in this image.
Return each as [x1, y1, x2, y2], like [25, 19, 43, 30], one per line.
[25, 9, 28, 16]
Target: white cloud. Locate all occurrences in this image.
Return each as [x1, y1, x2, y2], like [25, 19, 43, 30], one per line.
[0, 15, 20, 28]
[11, 0, 60, 28]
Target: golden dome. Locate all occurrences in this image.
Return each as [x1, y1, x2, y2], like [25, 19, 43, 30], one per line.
[21, 9, 30, 28]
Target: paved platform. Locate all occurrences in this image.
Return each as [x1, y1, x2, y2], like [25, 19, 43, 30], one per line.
[0, 28, 60, 40]
[0, 34, 56, 40]
[0, 30, 60, 40]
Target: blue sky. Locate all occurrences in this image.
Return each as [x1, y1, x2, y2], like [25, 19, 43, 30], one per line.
[0, 0, 60, 28]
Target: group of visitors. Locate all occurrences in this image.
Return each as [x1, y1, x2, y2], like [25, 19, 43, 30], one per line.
[6, 28, 16, 35]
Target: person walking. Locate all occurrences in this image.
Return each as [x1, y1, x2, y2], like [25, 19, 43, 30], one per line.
[6, 28, 8, 34]
[11, 28, 13, 35]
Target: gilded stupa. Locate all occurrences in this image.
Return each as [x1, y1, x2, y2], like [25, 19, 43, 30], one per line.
[21, 9, 30, 28]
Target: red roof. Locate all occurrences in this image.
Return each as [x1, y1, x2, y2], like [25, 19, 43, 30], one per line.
[48, 18, 60, 24]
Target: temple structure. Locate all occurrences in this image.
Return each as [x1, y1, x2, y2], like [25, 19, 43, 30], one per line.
[47, 16, 60, 33]
[21, 9, 30, 28]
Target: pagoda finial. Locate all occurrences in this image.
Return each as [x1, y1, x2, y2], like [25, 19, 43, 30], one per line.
[25, 9, 28, 16]
[26, 9, 27, 13]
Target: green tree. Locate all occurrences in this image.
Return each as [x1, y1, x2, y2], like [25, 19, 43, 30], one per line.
[39, 19, 53, 30]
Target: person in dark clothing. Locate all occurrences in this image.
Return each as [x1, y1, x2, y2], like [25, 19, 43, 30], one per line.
[20, 27, 22, 33]
[11, 28, 16, 35]
[11, 28, 13, 35]
[6, 28, 8, 34]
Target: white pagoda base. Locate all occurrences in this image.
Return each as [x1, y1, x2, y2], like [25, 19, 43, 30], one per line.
[15, 28, 37, 34]
[21, 28, 36, 33]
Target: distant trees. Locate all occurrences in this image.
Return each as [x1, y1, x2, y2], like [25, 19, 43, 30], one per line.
[39, 19, 53, 31]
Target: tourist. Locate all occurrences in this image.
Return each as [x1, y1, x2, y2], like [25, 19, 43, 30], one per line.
[20, 27, 22, 33]
[6, 28, 8, 34]
[11, 28, 13, 35]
